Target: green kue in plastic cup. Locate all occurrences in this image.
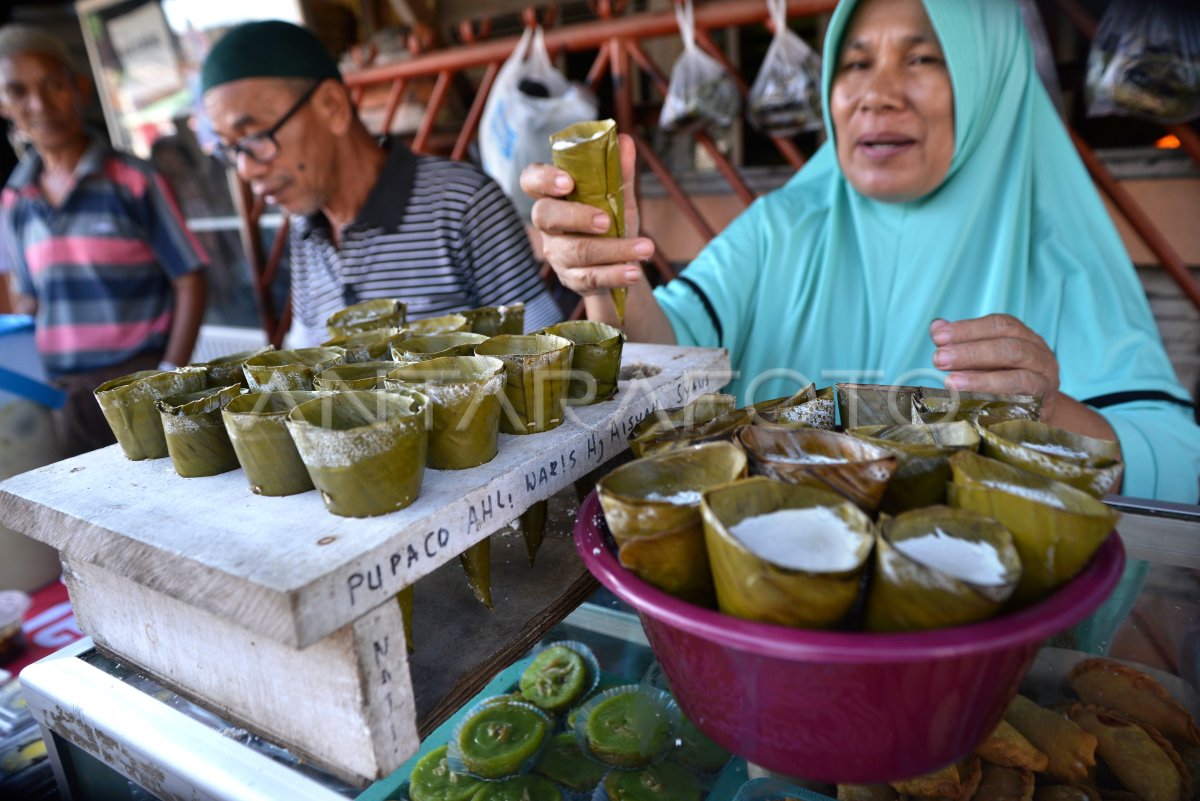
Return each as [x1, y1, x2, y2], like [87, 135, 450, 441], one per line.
[243, 347, 345, 392]
[326, 298, 407, 337]
[222, 391, 330, 496]
[408, 312, 469, 336]
[541, 320, 624, 404]
[156, 384, 242, 477]
[474, 334, 573, 435]
[385, 356, 505, 469]
[392, 332, 489, 363]
[463, 302, 524, 337]
[95, 367, 207, 460]
[194, 346, 273, 388]
[321, 327, 409, 363]
[314, 361, 398, 391]
[286, 389, 429, 517]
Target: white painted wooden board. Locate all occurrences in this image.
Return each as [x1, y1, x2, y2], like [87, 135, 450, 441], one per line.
[0, 344, 730, 648]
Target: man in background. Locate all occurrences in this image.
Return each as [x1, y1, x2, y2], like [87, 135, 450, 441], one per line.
[201, 21, 560, 346]
[0, 25, 208, 456]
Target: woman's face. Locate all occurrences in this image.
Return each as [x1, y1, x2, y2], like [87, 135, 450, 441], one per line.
[830, 0, 955, 203]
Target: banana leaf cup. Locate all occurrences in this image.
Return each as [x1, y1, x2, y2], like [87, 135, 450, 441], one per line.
[865, 506, 1022, 632]
[628, 393, 739, 457]
[550, 119, 627, 325]
[314, 361, 398, 391]
[540, 320, 624, 404]
[738, 425, 898, 512]
[977, 419, 1123, 498]
[408, 313, 470, 336]
[474, 334, 574, 435]
[243, 347, 346, 392]
[193, 346, 273, 389]
[460, 539, 493, 608]
[326, 298, 407, 337]
[95, 368, 208, 460]
[519, 501, 547, 566]
[947, 450, 1120, 606]
[156, 384, 243, 477]
[463, 303, 525, 337]
[836, 383, 922, 428]
[913, 388, 1041, 424]
[384, 356, 506, 470]
[222, 391, 330, 496]
[597, 441, 748, 605]
[751, 385, 837, 430]
[286, 389, 430, 518]
[392, 332, 490, 363]
[701, 476, 874, 628]
[321, 327, 409, 363]
[847, 421, 981, 513]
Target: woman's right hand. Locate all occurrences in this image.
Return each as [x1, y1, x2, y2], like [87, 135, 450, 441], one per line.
[520, 133, 656, 297]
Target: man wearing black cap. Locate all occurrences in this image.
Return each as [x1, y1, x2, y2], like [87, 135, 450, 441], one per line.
[201, 21, 562, 346]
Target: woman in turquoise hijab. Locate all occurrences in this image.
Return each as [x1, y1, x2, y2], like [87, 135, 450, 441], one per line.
[522, 0, 1200, 504]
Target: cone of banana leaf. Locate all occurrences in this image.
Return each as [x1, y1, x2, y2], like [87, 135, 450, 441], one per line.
[314, 361, 398, 391]
[947, 450, 1120, 605]
[396, 585, 415, 652]
[475, 334, 574, 435]
[384, 356, 506, 470]
[243, 347, 346, 392]
[326, 298, 407, 337]
[847, 421, 981, 513]
[95, 368, 208, 460]
[540, 320, 625, 404]
[628, 393, 739, 457]
[286, 389, 429, 518]
[865, 506, 1022, 632]
[520, 500, 548, 567]
[460, 538, 493, 608]
[738, 425, 898, 513]
[321, 327, 409, 363]
[408, 312, 470, 337]
[836, 383, 922, 429]
[913, 387, 1041, 424]
[549, 119, 627, 325]
[976, 419, 1123, 498]
[751, 385, 837, 430]
[155, 384, 242, 477]
[392, 332, 490, 363]
[193, 346, 274, 389]
[597, 441, 748, 605]
[222, 391, 330, 496]
[701, 476, 874, 628]
[463, 303, 525, 337]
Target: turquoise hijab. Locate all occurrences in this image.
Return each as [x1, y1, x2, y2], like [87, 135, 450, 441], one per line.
[655, 0, 1199, 501]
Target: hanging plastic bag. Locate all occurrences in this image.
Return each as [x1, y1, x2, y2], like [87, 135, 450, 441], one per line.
[659, 0, 740, 134]
[479, 26, 598, 220]
[747, 0, 822, 136]
[1018, 0, 1066, 120]
[1085, 0, 1200, 124]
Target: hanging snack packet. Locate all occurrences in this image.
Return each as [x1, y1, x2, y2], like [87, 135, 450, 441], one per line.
[747, 0, 822, 136]
[659, 0, 740, 134]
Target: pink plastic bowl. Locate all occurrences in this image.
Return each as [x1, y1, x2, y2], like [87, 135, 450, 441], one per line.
[574, 490, 1125, 783]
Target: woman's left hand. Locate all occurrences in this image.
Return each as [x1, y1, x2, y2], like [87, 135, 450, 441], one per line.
[929, 314, 1060, 421]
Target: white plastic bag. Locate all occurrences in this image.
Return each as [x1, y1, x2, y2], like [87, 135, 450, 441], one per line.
[659, 0, 740, 134]
[479, 26, 598, 220]
[747, 0, 822, 136]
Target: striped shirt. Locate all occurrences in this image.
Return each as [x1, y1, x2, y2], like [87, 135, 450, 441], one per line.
[288, 138, 561, 346]
[1, 139, 207, 375]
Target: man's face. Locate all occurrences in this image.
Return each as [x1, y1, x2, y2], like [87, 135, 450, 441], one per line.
[204, 78, 336, 215]
[0, 52, 87, 153]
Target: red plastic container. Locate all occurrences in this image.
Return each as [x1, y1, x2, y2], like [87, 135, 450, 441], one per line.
[574, 490, 1125, 783]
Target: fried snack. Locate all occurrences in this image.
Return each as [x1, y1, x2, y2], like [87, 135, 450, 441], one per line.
[972, 762, 1034, 801]
[1033, 788, 1100, 801]
[1003, 695, 1097, 783]
[1063, 705, 1190, 801]
[839, 785, 898, 801]
[1068, 658, 1200, 747]
[974, 719, 1049, 772]
[892, 757, 981, 800]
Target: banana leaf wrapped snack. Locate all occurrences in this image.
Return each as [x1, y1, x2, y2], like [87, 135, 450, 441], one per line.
[628, 393, 742, 457]
[243, 347, 346, 392]
[597, 441, 748, 605]
[475, 334, 573, 435]
[865, 506, 1022, 632]
[314, 361, 397, 391]
[463, 303, 524, 337]
[193, 346, 273, 389]
[321, 327, 408, 363]
[739, 425, 897, 512]
[326, 298, 406, 337]
[156, 384, 242, 477]
[393, 332, 490, 363]
[836, 383, 922, 429]
[847, 421, 980, 513]
[460, 539, 493, 609]
[701, 476, 874, 628]
[222, 391, 330, 496]
[977, 419, 1123, 498]
[913, 387, 1041, 424]
[408, 313, 470, 337]
[948, 451, 1119, 605]
[540, 320, 624, 404]
[286, 389, 429, 517]
[95, 367, 208, 460]
[752, 384, 836, 430]
[549, 119, 627, 325]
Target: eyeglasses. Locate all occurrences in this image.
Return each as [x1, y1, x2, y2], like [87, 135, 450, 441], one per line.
[212, 80, 322, 169]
